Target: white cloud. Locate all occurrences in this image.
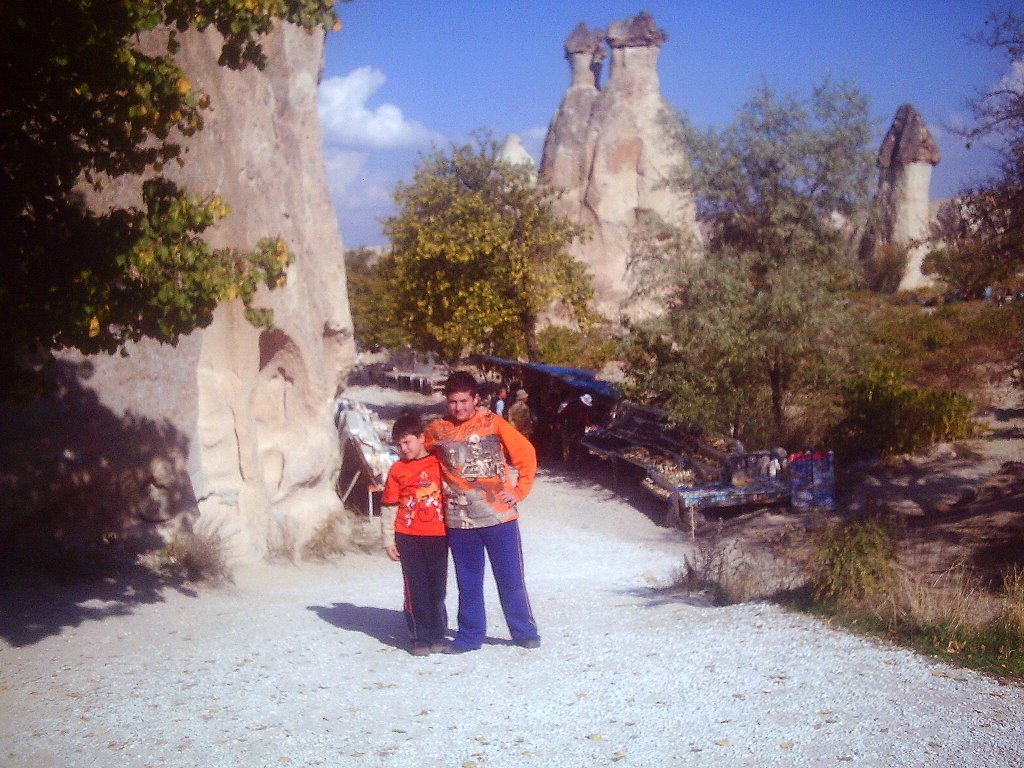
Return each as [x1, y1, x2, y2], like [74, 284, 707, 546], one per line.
[318, 67, 436, 149]
[322, 147, 394, 210]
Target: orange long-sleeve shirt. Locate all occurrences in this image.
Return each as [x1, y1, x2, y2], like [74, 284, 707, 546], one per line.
[424, 409, 537, 529]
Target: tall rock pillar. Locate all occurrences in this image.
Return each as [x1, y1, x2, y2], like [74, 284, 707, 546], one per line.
[0, 24, 356, 564]
[865, 103, 941, 291]
[540, 13, 699, 317]
[540, 23, 605, 220]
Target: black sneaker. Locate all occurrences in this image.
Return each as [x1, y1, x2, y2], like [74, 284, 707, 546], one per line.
[410, 645, 432, 657]
[441, 643, 475, 655]
[515, 637, 541, 649]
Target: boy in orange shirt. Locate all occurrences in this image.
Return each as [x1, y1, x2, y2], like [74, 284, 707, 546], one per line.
[425, 370, 540, 653]
[381, 411, 448, 656]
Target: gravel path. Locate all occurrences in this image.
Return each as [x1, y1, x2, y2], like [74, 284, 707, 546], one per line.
[1, 469, 1022, 768]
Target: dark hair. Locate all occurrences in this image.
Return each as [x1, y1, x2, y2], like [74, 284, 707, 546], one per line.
[391, 410, 424, 442]
[443, 370, 478, 397]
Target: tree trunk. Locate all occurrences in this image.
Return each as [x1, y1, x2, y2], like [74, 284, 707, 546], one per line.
[767, 354, 785, 432]
[522, 312, 540, 362]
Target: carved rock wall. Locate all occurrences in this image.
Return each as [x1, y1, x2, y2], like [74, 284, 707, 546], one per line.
[0, 24, 355, 562]
[540, 13, 699, 316]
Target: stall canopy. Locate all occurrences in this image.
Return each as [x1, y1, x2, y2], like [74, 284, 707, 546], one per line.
[472, 355, 620, 402]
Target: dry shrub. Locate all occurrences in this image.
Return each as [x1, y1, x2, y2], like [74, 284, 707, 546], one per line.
[159, 527, 232, 584]
[301, 511, 353, 561]
[1002, 566, 1024, 638]
[345, 511, 388, 554]
[900, 561, 1002, 633]
[266, 519, 298, 564]
[678, 522, 804, 605]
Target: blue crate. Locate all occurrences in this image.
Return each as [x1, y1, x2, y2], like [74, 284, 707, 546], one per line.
[789, 451, 835, 511]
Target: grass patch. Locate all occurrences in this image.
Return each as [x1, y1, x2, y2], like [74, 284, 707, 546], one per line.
[811, 514, 899, 604]
[801, 517, 1024, 680]
[683, 515, 1024, 681]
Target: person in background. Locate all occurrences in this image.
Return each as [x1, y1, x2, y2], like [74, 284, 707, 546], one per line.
[507, 388, 534, 441]
[380, 411, 449, 656]
[558, 393, 595, 467]
[490, 383, 510, 418]
[425, 370, 541, 653]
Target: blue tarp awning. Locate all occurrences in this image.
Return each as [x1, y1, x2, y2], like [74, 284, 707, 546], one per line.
[473, 354, 620, 401]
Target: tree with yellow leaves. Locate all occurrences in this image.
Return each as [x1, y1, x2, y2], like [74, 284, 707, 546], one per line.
[384, 135, 592, 362]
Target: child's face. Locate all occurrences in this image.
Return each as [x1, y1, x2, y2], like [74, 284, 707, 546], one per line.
[446, 389, 479, 423]
[395, 432, 427, 461]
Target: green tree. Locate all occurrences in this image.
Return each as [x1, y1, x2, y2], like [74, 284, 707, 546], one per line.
[536, 323, 620, 372]
[1, 0, 339, 397]
[383, 135, 591, 362]
[344, 247, 409, 352]
[625, 80, 874, 444]
[926, 8, 1024, 297]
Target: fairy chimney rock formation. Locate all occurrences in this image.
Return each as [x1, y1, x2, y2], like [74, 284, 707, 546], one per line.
[540, 12, 699, 316]
[868, 103, 941, 290]
[565, 22, 607, 88]
[540, 24, 605, 215]
[1, 23, 356, 563]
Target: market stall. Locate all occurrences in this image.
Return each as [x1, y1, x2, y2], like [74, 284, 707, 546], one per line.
[334, 398, 398, 517]
[581, 401, 794, 535]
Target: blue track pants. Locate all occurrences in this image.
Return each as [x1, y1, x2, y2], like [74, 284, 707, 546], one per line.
[447, 520, 539, 650]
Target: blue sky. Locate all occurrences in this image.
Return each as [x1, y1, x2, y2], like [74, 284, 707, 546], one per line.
[318, 1, 1017, 248]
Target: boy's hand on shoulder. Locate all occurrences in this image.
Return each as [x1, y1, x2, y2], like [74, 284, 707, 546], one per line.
[385, 545, 400, 562]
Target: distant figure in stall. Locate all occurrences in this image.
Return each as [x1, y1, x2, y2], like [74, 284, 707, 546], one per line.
[507, 389, 535, 442]
[558, 393, 596, 467]
[477, 382, 495, 411]
[491, 383, 510, 417]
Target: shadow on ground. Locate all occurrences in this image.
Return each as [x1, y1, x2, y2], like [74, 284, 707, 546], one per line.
[0, 360, 200, 647]
[309, 602, 410, 650]
[0, 565, 197, 647]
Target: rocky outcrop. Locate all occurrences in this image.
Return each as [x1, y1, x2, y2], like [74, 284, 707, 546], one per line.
[0, 23, 355, 563]
[862, 103, 941, 290]
[540, 12, 699, 315]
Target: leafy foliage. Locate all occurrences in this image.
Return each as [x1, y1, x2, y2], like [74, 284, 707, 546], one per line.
[344, 247, 410, 352]
[624, 80, 874, 445]
[925, 8, 1024, 298]
[535, 324, 620, 372]
[1, 0, 339, 397]
[862, 242, 910, 293]
[854, 297, 1024, 393]
[829, 362, 977, 460]
[812, 515, 899, 605]
[383, 135, 591, 362]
